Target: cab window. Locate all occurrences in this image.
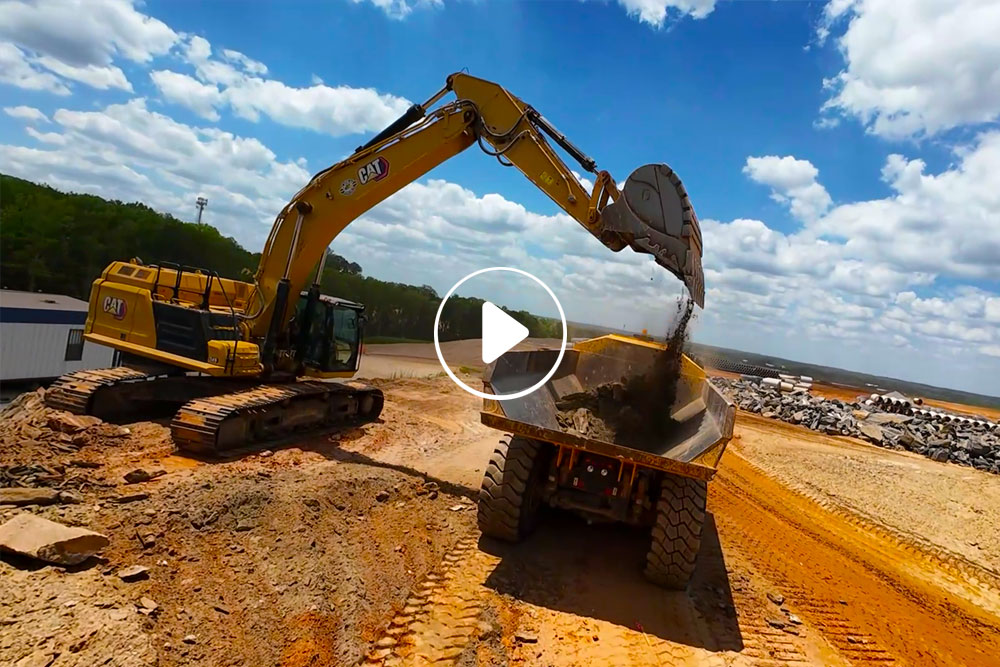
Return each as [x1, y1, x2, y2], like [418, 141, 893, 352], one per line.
[329, 306, 360, 370]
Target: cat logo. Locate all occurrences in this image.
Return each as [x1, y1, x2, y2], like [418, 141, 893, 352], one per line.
[102, 295, 127, 320]
[358, 156, 389, 185]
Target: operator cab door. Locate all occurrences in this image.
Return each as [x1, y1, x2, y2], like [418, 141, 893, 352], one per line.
[297, 293, 364, 376]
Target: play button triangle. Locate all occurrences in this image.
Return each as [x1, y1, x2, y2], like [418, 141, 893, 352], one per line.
[481, 301, 529, 364]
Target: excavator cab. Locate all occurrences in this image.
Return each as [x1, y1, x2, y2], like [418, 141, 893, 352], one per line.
[294, 293, 365, 377]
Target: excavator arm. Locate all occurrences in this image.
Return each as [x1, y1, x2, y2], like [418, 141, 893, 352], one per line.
[248, 73, 705, 356]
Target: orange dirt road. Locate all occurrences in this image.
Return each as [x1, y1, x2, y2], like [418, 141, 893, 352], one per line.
[713, 450, 1000, 665]
[358, 451, 1000, 665]
[348, 375, 1000, 666]
[360, 443, 1000, 665]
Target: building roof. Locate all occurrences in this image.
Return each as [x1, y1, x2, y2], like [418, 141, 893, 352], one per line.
[1, 290, 90, 311]
[1, 290, 90, 325]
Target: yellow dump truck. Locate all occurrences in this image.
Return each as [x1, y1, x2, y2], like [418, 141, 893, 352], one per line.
[477, 335, 735, 589]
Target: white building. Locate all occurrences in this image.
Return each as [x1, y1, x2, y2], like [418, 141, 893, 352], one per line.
[0, 290, 114, 385]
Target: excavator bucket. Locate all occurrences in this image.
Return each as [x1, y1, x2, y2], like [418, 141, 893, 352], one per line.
[601, 163, 705, 307]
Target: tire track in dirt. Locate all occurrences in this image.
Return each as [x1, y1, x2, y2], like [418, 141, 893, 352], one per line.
[712, 451, 1000, 666]
[733, 414, 1000, 598]
[354, 376, 1000, 665]
[745, 451, 1000, 615]
[748, 452, 1000, 616]
[360, 515, 829, 666]
[362, 536, 498, 665]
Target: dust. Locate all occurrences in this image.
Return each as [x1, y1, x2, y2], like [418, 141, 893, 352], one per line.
[555, 297, 696, 450]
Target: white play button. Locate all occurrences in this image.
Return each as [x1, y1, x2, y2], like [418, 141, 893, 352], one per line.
[481, 301, 529, 364]
[434, 267, 567, 401]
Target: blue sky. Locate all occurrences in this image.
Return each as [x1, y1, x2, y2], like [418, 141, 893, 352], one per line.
[0, 0, 998, 395]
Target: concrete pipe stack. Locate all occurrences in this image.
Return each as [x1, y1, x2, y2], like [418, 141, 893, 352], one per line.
[775, 373, 813, 393]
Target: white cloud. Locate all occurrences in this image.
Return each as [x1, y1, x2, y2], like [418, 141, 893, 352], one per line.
[0, 0, 178, 94]
[350, 0, 443, 20]
[222, 78, 412, 136]
[743, 155, 832, 222]
[351, 0, 714, 27]
[149, 70, 222, 121]
[220, 48, 267, 75]
[25, 127, 65, 145]
[4, 105, 47, 123]
[986, 298, 1000, 323]
[1, 98, 310, 243]
[0, 0, 177, 66]
[616, 0, 717, 26]
[812, 130, 1000, 281]
[980, 345, 1000, 358]
[150, 34, 412, 136]
[698, 139, 1000, 387]
[0, 142, 153, 194]
[819, 0, 1000, 139]
[572, 170, 595, 192]
[32, 55, 131, 91]
[0, 41, 70, 94]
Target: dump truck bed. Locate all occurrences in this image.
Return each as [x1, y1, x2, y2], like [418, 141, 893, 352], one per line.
[480, 335, 735, 481]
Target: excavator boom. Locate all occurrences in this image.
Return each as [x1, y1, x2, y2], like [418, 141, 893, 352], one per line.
[249, 73, 705, 354]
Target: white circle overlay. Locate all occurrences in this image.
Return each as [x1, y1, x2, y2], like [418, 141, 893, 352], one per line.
[433, 267, 568, 401]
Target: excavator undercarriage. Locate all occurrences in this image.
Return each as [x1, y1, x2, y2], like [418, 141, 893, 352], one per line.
[46, 367, 383, 456]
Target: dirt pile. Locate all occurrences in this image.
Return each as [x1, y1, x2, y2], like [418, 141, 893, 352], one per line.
[555, 298, 696, 449]
[0, 388, 171, 491]
[0, 379, 482, 667]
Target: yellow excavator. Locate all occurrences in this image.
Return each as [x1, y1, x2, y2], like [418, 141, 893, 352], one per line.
[45, 73, 705, 455]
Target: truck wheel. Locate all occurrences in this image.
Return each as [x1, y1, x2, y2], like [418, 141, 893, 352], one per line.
[644, 475, 707, 590]
[478, 436, 546, 542]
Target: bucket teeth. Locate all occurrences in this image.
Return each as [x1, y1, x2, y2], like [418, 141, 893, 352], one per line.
[600, 163, 705, 307]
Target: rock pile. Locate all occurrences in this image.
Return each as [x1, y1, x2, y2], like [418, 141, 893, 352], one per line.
[0, 388, 145, 493]
[711, 377, 1000, 474]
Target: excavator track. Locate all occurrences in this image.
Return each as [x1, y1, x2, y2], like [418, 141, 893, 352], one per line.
[45, 367, 152, 415]
[171, 380, 384, 456]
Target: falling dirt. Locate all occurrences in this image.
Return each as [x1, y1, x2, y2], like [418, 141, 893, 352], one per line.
[555, 297, 696, 449]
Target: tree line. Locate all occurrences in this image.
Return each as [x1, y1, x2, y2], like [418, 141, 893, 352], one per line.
[0, 175, 561, 341]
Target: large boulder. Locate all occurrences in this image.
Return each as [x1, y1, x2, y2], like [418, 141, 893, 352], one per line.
[0, 513, 109, 565]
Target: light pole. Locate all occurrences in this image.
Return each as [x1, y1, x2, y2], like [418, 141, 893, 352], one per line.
[196, 196, 208, 223]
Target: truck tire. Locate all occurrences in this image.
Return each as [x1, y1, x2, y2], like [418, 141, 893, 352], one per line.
[477, 436, 546, 542]
[644, 475, 707, 589]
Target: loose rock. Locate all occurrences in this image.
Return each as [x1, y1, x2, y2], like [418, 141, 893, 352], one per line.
[123, 469, 165, 484]
[114, 492, 150, 504]
[0, 513, 109, 565]
[117, 565, 150, 581]
[0, 487, 60, 506]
